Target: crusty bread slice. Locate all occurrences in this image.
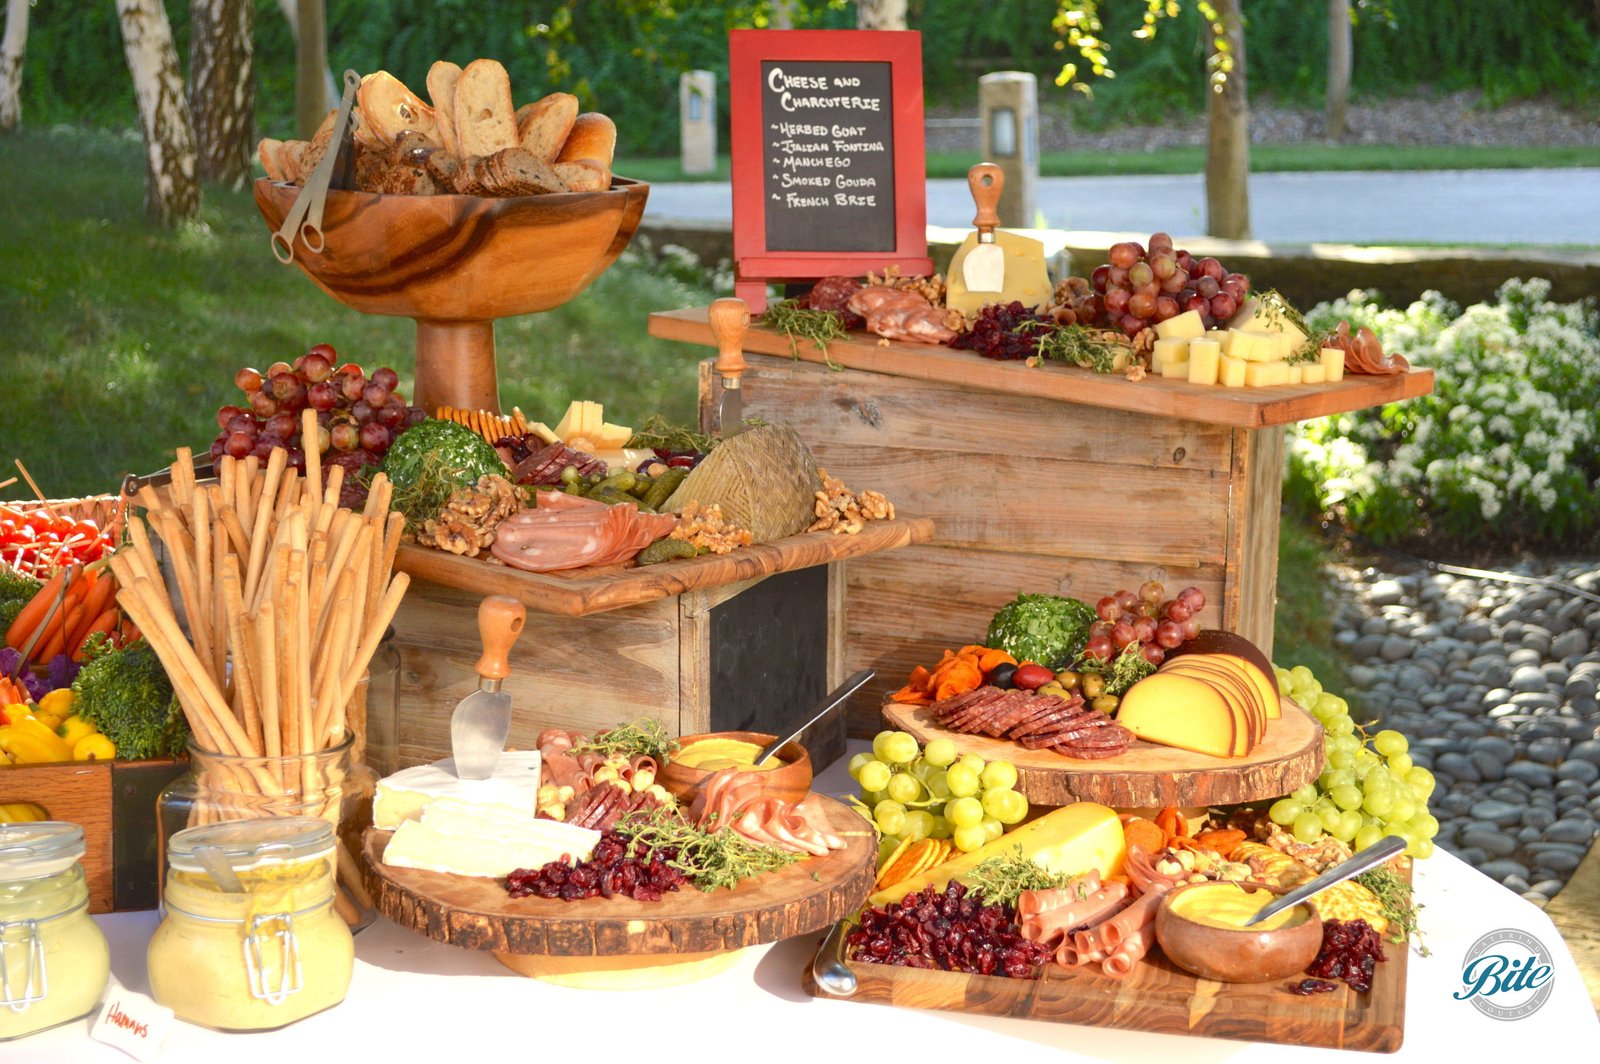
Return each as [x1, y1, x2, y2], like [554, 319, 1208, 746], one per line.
[515, 92, 578, 162]
[482, 147, 566, 196]
[551, 158, 609, 193]
[258, 138, 286, 181]
[357, 70, 441, 149]
[556, 112, 616, 167]
[426, 61, 463, 156]
[454, 59, 518, 159]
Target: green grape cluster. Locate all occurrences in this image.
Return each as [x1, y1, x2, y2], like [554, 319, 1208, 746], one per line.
[1268, 664, 1437, 859]
[850, 731, 1029, 857]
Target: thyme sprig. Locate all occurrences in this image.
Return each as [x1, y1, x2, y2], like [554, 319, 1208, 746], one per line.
[613, 805, 803, 892]
[624, 415, 719, 456]
[570, 717, 677, 764]
[1254, 289, 1324, 364]
[387, 451, 471, 532]
[964, 846, 1089, 907]
[1015, 319, 1125, 374]
[760, 299, 848, 369]
[1356, 865, 1428, 955]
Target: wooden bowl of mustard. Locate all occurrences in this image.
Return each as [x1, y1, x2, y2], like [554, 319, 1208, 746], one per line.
[1155, 881, 1324, 983]
[658, 731, 813, 806]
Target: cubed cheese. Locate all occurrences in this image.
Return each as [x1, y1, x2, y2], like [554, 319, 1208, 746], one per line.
[1301, 362, 1327, 384]
[1153, 309, 1205, 341]
[1153, 338, 1189, 367]
[1287, 364, 1304, 385]
[1160, 359, 1190, 379]
[1245, 361, 1291, 387]
[1230, 297, 1309, 353]
[1219, 354, 1248, 388]
[1321, 347, 1346, 382]
[1230, 329, 1280, 363]
[1187, 339, 1221, 385]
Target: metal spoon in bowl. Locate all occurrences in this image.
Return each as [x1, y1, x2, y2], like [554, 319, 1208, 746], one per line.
[1245, 834, 1408, 927]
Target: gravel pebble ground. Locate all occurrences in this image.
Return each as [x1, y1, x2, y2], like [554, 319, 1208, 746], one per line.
[926, 90, 1600, 153]
[1328, 558, 1600, 906]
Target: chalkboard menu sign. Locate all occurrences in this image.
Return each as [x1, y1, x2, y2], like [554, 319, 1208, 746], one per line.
[730, 30, 931, 312]
[760, 60, 896, 253]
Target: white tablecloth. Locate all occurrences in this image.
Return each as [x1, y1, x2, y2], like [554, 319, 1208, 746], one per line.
[15, 746, 1599, 1061]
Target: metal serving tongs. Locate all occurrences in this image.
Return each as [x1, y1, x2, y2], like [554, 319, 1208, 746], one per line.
[271, 68, 362, 264]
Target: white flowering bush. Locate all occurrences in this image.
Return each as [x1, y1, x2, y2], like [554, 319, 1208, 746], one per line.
[1287, 279, 1600, 545]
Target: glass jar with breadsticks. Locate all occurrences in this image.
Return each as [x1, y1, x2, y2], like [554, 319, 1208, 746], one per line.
[112, 409, 410, 926]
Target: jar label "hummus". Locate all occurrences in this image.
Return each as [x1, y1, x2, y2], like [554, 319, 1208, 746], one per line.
[89, 979, 174, 1062]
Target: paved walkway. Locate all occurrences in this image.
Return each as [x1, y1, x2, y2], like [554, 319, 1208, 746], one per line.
[644, 169, 1600, 246]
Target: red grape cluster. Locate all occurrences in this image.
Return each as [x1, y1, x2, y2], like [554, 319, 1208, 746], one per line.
[503, 830, 688, 902]
[949, 301, 1052, 361]
[1081, 580, 1206, 667]
[210, 344, 427, 485]
[847, 882, 1049, 978]
[1089, 232, 1249, 338]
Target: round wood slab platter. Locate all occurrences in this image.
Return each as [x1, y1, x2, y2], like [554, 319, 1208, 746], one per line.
[362, 794, 876, 959]
[882, 697, 1323, 808]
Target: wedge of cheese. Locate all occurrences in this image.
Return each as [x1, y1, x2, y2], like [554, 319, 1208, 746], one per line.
[870, 802, 1125, 906]
[373, 751, 543, 830]
[383, 799, 601, 878]
[1116, 673, 1243, 758]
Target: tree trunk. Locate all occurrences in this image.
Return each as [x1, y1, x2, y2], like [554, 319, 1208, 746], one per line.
[1204, 0, 1250, 239]
[0, 0, 27, 132]
[116, 0, 201, 226]
[294, 0, 328, 139]
[1325, 0, 1351, 140]
[770, 1, 795, 30]
[274, 0, 336, 117]
[189, 0, 254, 187]
[854, 0, 907, 30]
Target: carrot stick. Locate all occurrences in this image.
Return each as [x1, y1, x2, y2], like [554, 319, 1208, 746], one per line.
[5, 567, 67, 650]
[71, 608, 120, 662]
[70, 570, 117, 648]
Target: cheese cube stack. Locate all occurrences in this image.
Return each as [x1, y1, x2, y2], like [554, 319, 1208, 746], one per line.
[1153, 338, 1189, 367]
[1187, 339, 1221, 385]
[1148, 297, 1339, 391]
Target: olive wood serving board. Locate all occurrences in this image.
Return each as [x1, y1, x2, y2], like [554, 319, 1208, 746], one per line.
[883, 696, 1323, 807]
[362, 795, 876, 957]
[802, 908, 1408, 1053]
[394, 516, 933, 617]
[649, 307, 1434, 430]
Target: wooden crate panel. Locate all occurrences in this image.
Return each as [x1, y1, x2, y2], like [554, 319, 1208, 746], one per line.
[837, 543, 1225, 734]
[728, 358, 1235, 471]
[0, 762, 113, 912]
[393, 579, 682, 767]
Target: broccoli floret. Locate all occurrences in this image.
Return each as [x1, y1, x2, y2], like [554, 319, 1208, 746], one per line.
[0, 566, 42, 643]
[71, 637, 189, 760]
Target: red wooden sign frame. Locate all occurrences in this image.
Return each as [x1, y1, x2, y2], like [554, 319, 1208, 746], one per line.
[729, 29, 932, 312]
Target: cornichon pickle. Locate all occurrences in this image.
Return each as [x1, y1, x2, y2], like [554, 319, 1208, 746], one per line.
[637, 538, 696, 565]
[596, 470, 638, 494]
[641, 467, 688, 510]
[628, 476, 653, 498]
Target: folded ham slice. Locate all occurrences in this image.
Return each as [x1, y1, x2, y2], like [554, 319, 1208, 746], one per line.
[490, 501, 676, 571]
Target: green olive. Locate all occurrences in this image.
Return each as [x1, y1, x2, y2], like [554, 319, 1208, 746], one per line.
[1056, 670, 1081, 691]
[1092, 694, 1120, 714]
[1080, 673, 1106, 699]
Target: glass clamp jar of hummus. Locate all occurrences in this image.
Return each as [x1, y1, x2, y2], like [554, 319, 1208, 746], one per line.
[0, 822, 111, 1042]
[149, 817, 354, 1031]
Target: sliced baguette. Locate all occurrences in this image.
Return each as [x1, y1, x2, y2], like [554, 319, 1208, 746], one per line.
[515, 92, 578, 162]
[258, 138, 286, 181]
[454, 59, 518, 159]
[551, 158, 609, 193]
[426, 61, 463, 156]
[357, 70, 441, 149]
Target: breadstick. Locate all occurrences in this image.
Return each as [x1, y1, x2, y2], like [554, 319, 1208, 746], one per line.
[301, 408, 322, 528]
[244, 448, 286, 604]
[255, 600, 281, 759]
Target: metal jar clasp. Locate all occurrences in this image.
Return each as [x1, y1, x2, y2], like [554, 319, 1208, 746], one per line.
[0, 919, 46, 1012]
[242, 913, 303, 1005]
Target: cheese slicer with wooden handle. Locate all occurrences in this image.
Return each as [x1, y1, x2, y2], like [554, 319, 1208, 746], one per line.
[709, 297, 751, 438]
[961, 163, 1006, 294]
[449, 594, 527, 780]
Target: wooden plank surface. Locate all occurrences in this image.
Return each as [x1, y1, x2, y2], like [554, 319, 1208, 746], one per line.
[362, 795, 875, 956]
[394, 517, 934, 617]
[1230, 426, 1288, 659]
[837, 543, 1226, 733]
[805, 912, 1408, 1052]
[0, 762, 114, 912]
[650, 306, 1435, 429]
[1543, 835, 1600, 1014]
[883, 696, 1323, 807]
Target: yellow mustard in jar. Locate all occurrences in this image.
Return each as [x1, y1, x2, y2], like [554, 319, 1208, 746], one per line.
[674, 738, 779, 772]
[148, 817, 354, 1031]
[0, 822, 111, 1042]
[1167, 881, 1310, 931]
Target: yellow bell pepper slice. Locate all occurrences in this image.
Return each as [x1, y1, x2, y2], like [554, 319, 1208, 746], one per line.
[37, 689, 75, 719]
[73, 734, 116, 762]
[0, 717, 75, 763]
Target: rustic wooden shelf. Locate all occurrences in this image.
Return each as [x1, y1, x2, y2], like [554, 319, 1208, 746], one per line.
[648, 307, 1434, 430]
[394, 516, 934, 618]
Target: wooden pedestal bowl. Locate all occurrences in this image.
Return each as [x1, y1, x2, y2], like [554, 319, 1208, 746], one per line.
[658, 731, 814, 806]
[253, 178, 649, 413]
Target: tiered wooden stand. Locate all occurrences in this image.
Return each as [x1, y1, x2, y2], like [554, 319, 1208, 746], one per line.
[647, 307, 1434, 732]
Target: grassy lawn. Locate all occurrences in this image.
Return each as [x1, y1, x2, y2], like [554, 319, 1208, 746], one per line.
[620, 143, 1600, 183]
[1273, 516, 1353, 704]
[0, 127, 711, 499]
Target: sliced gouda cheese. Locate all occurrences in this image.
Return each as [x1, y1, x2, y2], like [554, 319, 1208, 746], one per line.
[1321, 347, 1346, 382]
[1117, 673, 1240, 758]
[1154, 309, 1205, 341]
[1219, 354, 1248, 388]
[1187, 340, 1221, 385]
